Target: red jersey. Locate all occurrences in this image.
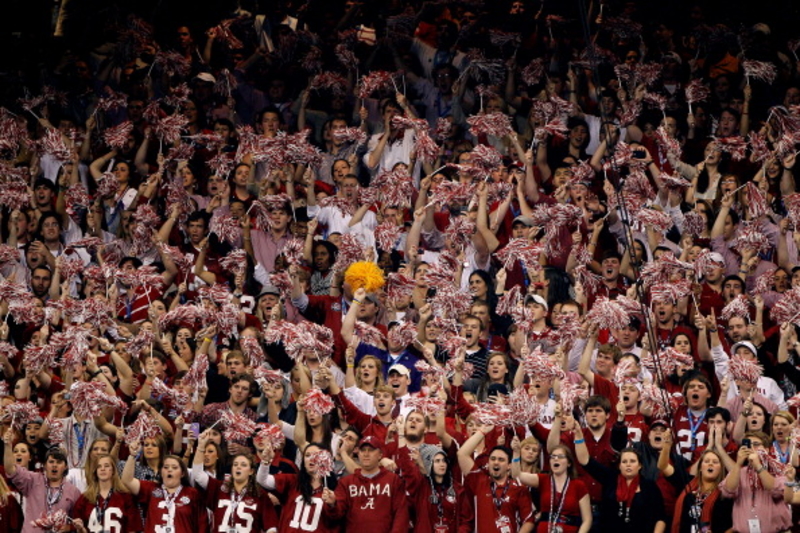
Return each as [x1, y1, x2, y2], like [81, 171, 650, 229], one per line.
[272, 473, 341, 533]
[623, 413, 649, 444]
[671, 405, 708, 461]
[328, 467, 409, 533]
[560, 428, 616, 503]
[463, 470, 534, 533]
[534, 474, 588, 533]
[0, 496, 22, 532]
[332, 391, 390, 443]
[72, 490, 143, 533]
[116, 285, 163, 324]
[204, 477, 277, 532]
[137, 481, 207, 533]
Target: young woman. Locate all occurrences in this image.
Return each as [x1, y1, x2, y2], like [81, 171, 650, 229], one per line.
[659, 431, 732, 533]
[575, 430, 666, 533]
[121, 441, 206, 533]
[257, 443, 341, 533]
[769, 411, 798, 467]
[192, 431, 277, 531]
[67, 437, 112, 492]
[400, 445, 471, 533]
[117, 435, 166, 482]
[470, 352, 515, 402]
[200, 440, 228, 481]
[309, 241, 338, 296]
[512, 440, 591, 533]
[354, 355, 383, 394]
[72, 454, 142, 533]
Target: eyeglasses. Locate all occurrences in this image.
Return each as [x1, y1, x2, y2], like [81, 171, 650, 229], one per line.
[550, 454, 568, 460]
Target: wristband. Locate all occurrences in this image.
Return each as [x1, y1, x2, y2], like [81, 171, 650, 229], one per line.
[352, 299, 363, 305]
[512, 457, 521, 463]
[755, 465, 766, 474]
[574, 439, 585, 444]
[347, 364, 354, 368]
[203, 337, 212, 343]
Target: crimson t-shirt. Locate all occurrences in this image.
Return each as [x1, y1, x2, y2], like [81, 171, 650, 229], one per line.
[204, 477, 277, 532]
[272, 473, 341, 533]
[137, 481, 207, 533]
[533, 474, 588, 533]
[72, 490, 143, 533]
[463, 471, 534, 533]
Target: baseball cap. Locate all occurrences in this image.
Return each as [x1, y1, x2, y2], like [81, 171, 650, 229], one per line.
[364, 293, 380, 305]
[650, 419, 669, 430]
[357, 436, 384, 452]
[708, 252, 725, 265]
[524, 294, 548, 311]
[731, 341, 757, 357]
[388, 364, 410, 376]
[512, 215, 535, 227]
[194, 72, 216, 84]
[663, 52, 682, 65]
[258, 286, 281, 298]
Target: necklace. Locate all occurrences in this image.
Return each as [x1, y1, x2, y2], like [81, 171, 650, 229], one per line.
[548, 475, 570, 533]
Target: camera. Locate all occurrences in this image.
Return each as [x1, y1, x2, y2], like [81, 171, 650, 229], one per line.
[632, 149, 646, 159]
[742, 438, 751, 448]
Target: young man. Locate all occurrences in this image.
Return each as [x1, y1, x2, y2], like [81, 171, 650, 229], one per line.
[246, 195, 294, 273]
[458, 426, 535, 533]
[199, 375, 258, 435]
[4, 442, 81, 533]
[461, 314, 490, 379]
[324, 436, 409, 533]
[671, 373, 714, 461]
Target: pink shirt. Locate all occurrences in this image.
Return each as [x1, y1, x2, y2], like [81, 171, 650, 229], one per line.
[10, 466, 81, 533]
[719, 467, 791, 533]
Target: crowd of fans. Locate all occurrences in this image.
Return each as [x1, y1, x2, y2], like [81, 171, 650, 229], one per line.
[3, 0, 800, 532]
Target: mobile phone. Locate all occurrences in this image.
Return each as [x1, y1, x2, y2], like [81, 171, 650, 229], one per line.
[190, 422, 200, 439]
[632, 149, 646, 159]
[742, 438, 751, 448]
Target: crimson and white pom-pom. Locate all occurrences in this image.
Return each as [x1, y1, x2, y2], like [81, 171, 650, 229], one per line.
[335, 43, 358, 69]
[743, 60, 777, 84]
[788, 392, 800, 409]
[332, 126, 368, 146]
[253, 366, 284, 389]
[559, 379, 588, 414]
[307, 323, 334, 360]
[430, 284, 473, 319]
[444, 216, 476, 254]
[210, 214, 242, 245]
[654, 125, 682, 159]
[319, 195, 356, 216]
[618, 99, 642, 127]
[214, 69, 237, 98]
[406, 395, 446, 418]
[415, 360, 447, 380]
[307, 449, 334, 478]
[183, 354, 209, 393]
[693, 249, 723, 280]
[220, 410, 258, 442]
[650, 279, 692, 304]
[125, 411, 161, 446]
[731, 222, 771, 255]
[522, 346, 565, 382]
[521, 58, 545, 86]
[31, 509, 70, 530]
[210, 19, 244, 49]
[721, 294, 751, 321]
[469, 144, 503, 174]
[126, 328, 154, 358]
[683, 211, 705, 238]
[570, 160, 595, 184]
[103, 121, 133, 150]
[438, 333, 467, 358]
[304, 388, 335, 416]
[373, 166, 414, 208]
[428, 181, 476, 208]
[415, 128, 439, 164]
[785, 193, 800, 228]
[22, 344, 59, 375]
[42, 128, 71, 163]
[585, 297, 629, 330]
[0, 342, 18, 366]
[748, 131, 771, 164]
[467, 112, 513, 138]
[713, 136, 747, 161]
[358, 70, 396, 99]
[264, 321, 314, 361]
[432, 117, 454, 141]
[751, 267, 777, 296]
[770, 286, 800, 325]
[614, 358, 638, 386]
[660, 172, 692, 191]
[461, 54, 505, 85]
[254, 423, 286, 450]
[643, 92, 667, 115]
[547, 315, 582, 347]
[496, 285, 523, 317]
[728, 354, 763, 385]
[387, 321, 417, 349]
[330, 234, 364, 274]
[154, 50, 190, 77]
[213, 302, 240, 339]
[166, 142, 195, 162]
[636, 208, 673, 233]
[150, 378, 190, 411]
[640, 383, 675, 420]
[158, 304, 209, 331]
[641, 347, 692, 377]
[353, 321, 385, 348]
[69, 380, 128, 419]
[4, 401, 40, 430]
[269, 271, 293, 301]
[0, 244, 20, 266]
[494, 238, 544, 272]
[374, 221, 402, 252]
[471, 403, 513, 427]
[56, 254, 84, 281]
[507, 388, 543, 427]
[207, 153, 234, 178]
[745, 182, 769, 220]
[386, 272, 416, 301]
[685, 79, 710, 105]
[237, 337, 265, 368]
[281, 238, 305, 265]
[197, 284, 232, 305]
[0, 180, 31, 211]
[604, 140, 633, 169]
[634, 63, 662, 87]
[153, 113, 189, 145]
[220, 249, 248, 277]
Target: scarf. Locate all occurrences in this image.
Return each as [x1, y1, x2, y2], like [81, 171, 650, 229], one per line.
[615, 474, 640, 510]
[670, 478, 721, 533]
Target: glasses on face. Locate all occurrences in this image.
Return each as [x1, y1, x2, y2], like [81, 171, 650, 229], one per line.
[550, 454, 567, 460]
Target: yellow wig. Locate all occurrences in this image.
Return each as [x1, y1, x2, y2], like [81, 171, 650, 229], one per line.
[344, 261, 386, 293]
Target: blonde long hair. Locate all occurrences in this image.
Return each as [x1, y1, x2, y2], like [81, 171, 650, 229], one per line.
[83, 455, 129, 504]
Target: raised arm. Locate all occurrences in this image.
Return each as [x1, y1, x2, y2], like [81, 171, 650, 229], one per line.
[457, 424, 492, 473]
[121, 439, 143, 495]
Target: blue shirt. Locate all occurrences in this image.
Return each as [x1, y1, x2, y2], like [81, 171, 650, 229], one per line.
[355, 344, 422, 393]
